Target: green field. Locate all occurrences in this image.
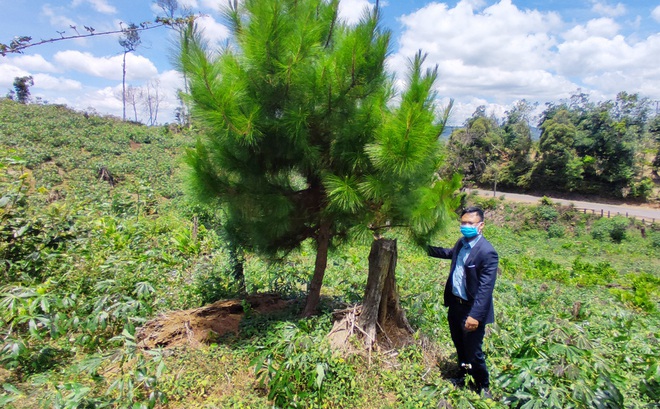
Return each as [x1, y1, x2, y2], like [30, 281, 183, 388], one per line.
[1, 100, 659, 408]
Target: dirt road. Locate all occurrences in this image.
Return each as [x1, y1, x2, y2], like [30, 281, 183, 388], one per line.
[468, 189, 660, 223]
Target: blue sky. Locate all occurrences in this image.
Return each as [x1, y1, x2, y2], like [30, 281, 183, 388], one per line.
[1, 0, 659, 124]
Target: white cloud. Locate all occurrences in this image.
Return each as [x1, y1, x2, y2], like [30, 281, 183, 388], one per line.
[463, 0, 487, 8]
[394, 0, 564, 103]
[591, 1, 626, 18]
[397, 1, 562, 74]
[83, 86, 124, 114]
[32, 74, 82, 91]
[200, 0, 224, 12]
[557, 35, 631, 75]
[157, 69, 185, 94]
[556, 30, 660, 80]
[563, 18, 620, 41]
[571, 33, 660, 93]
[338, 0, 375, 25]
[7, 54, 58, 73]
[71, 0, 117, 14]
[53, 50, 158, 81]
[42, 5, 77, 28]
[652, 6, 660, 23]
[179, 0, 199, 9]
[195, 15, 231, 46]
[0, 64, 30, 88]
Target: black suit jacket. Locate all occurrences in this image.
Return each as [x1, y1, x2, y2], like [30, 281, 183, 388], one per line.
[428, 236, 499, 324]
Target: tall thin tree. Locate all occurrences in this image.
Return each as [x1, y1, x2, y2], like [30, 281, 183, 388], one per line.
[119, 23, 141, 121]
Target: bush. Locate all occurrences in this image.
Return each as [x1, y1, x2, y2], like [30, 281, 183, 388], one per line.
[630, 177, 655, 199]
[547, 223, 565, 238]
[610, 273, 660, 312]
[591, 216, 630, 243]
[539, 196, 554, 206]
[649, 230, 660, 248]
[532, 258, 570, 282]
[535, 205, 559, 222]
[571, 258, 617, 286]
[472, 195, 498, 210]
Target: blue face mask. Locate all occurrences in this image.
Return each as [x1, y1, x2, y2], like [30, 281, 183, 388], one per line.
[460, 225, 479, 238]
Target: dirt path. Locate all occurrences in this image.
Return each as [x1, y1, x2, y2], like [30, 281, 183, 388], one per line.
[468, 189, 660, 223]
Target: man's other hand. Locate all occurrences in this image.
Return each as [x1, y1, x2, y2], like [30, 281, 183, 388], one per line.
[465, 316, 479, 331]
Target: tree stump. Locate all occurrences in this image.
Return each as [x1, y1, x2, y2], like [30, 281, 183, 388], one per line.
[98, 166, 116, 186]
[358, 238, 413, 350]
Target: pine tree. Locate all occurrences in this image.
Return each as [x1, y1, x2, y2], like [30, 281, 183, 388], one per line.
[119, 23, 141, 121]
[178, 0, 459, 320]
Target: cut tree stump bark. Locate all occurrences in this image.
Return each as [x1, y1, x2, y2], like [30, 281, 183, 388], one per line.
[357, 238, 414, 350]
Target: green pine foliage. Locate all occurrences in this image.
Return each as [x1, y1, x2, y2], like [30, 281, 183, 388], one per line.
[178, 0, 460, 315]
[180, 1, 458, 253]
[180, 0, 392, 252]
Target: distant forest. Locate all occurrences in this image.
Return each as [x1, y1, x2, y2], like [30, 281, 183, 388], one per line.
[441, 91, 660, 201]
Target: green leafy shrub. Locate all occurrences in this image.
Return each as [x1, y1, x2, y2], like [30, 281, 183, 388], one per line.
[547, 223, 565, 238]
[472, 195, 498, 210]
[649, 230, 660, 248]
[534, 203, 559, 222]
[591, 216, 630, 242]
[571, 258, 617, 286]
[610, 273, 660, 312]
[539, 196, 554, 206]
[0, 156, 82, 283]
[630, 177, 655, 199]
[641, 362, 660, 401]
[532, 258, 570, 282]
[249, 321, 344, 407]
[188, 256, 244, 305]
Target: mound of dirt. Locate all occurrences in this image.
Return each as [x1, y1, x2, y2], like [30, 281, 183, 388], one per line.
[136, 293, 293, 350]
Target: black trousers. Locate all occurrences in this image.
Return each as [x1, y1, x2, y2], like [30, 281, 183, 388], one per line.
[447, 302, 489, 390]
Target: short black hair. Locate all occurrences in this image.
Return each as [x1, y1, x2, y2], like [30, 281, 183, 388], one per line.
[462, 206, 484, 222]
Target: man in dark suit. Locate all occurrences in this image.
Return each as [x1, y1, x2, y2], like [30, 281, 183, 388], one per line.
[427, 206, 498, 397]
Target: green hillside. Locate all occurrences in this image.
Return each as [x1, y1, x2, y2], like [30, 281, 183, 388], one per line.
[0, 99, 187, 199]
[1, 100, 659, 408]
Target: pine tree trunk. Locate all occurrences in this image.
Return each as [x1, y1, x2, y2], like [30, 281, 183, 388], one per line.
[358, 238, 413, 349]
[229, 245, 247, 296]
[302, 220, 331, 316]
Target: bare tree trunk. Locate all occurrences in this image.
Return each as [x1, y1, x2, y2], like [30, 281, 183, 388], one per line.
[122, 51, 127, 121]
[358, 238, 413, 349]
[132, 92, 139, 122]
[302, 220, 331, 317]
[152, 82, 160, 124]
